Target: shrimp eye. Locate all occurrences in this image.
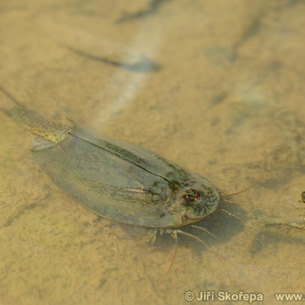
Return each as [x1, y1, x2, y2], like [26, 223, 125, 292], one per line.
[183, 194, 196, 202]
[183, 189, 200, 203]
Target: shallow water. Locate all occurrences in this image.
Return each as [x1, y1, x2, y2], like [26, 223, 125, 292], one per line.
[1, 1, 305, 304]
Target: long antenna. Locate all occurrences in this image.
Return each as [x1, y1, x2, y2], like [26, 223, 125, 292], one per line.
[0, 85, 23, 107]
[162, 231, 179, 280]
[190, 225, 218, 240]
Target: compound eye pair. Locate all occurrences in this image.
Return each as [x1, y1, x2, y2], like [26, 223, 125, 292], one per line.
[183, 189, 201, 203]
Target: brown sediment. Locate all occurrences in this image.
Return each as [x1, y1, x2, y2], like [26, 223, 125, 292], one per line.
[0, 1, 305, 305]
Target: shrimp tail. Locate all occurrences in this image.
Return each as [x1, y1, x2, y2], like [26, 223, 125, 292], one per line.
[0, 85, 72, 144]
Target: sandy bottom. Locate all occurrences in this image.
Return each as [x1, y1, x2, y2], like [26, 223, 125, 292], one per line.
[0, 1, 305, 304]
